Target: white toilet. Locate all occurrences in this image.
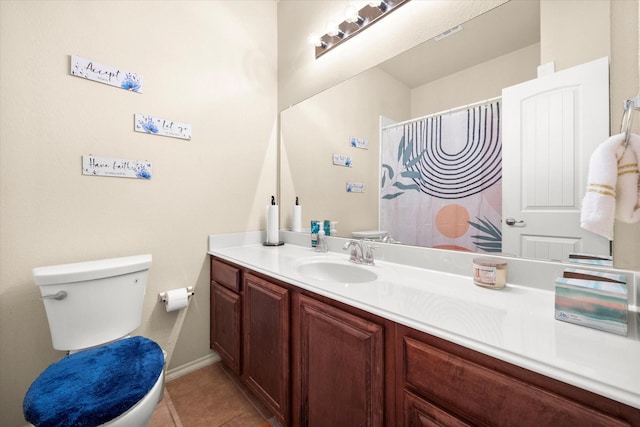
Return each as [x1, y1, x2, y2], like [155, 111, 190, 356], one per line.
[24, 254, 165, 427]
[351, 230, 388, 240]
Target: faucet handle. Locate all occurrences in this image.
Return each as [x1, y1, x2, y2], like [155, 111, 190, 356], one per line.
[364, 244, 378, 265]
[343, 240, 363, 263]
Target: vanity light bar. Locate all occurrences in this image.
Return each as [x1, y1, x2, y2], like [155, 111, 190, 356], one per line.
[313, 0, 410, 59]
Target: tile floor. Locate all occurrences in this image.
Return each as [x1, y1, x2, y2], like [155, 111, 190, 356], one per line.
[149, 362, 277, 427]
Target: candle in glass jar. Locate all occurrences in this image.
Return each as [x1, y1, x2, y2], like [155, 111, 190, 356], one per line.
[472, 258, 507, 289]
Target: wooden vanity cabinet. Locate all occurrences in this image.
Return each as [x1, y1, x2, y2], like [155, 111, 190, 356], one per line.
[210, 258, 242, 375]
[243, 272, 290, 426]
[291, 293, 387, 427]
[210, 256, 393, 426]
[396, 324, 640, 427]
[210, 256, 639, 427]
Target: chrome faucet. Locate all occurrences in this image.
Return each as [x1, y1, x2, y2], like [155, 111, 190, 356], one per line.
[363, 244, 377, 265]
[343, 240, 363, 263]
[343, 240, 377, 265]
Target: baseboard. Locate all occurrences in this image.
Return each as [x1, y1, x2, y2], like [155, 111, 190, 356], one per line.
[165, 352, 220, 382]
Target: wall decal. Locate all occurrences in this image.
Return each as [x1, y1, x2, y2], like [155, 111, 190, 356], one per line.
[70, 55, 143, 93]
[347, 182, 365, 193]
[350, 137, 368, 149]
[332, 154, 352, 167]
[134, 114, 192, 140]
[82, 155, 152, 179]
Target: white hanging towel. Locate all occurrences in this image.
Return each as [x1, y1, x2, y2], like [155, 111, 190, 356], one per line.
[616, 134, 640, 223]
[580, 133, 640, 240]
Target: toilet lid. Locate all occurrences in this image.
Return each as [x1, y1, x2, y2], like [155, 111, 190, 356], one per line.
[24, 336, 164, 427]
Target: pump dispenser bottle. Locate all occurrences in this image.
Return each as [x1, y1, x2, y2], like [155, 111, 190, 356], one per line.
[316, 228, 328, 252]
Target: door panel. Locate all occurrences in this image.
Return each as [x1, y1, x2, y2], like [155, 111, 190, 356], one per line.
[502, 57, 610, 260]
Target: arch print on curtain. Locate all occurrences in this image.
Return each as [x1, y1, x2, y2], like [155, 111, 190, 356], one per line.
[381, 101, 502, 252]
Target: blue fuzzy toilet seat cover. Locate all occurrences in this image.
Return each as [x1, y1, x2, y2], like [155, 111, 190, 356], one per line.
[24, 336, 164, 427]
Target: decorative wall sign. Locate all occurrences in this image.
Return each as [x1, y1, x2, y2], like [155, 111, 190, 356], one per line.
[350, 137, 368, 149]
[332, 154, 352, 167]
[134, 114, 192, 140]
[82, 155, 152, 179]
[70, 55, 143, 93]
[347, 182, 365, 193]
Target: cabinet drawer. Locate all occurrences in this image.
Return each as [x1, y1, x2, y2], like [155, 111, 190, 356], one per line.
[403, 336, 630, 427]
[403, 390, 471, 427]
[211, 257, 240, 292]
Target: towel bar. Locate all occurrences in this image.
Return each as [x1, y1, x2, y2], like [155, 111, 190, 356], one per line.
[621, 95, 640, 147]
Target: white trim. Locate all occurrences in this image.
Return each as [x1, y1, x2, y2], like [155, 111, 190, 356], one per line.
[165, 352, 220, 382]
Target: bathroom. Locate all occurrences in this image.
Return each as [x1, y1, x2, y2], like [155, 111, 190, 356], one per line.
[0, 1, 639, 426]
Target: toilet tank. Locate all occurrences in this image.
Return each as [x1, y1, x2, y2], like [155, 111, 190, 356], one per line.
[33, 254, 152, 351]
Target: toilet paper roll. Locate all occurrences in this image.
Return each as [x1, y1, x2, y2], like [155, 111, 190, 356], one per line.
[267, 204, 279, 243]
[292, 205, 302, 232]
[165, 288, 189, 312]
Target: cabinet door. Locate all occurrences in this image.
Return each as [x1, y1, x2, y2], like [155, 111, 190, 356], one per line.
[243, 273, 290, 426]
[293, 294, 384, 427]
[403, 390, 471, 427]
[210, 282, 241, 375]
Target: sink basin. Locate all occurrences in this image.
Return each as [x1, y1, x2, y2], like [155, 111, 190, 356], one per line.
[296, 260, 378, 283]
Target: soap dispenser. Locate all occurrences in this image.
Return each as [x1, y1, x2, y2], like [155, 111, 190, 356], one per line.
[316, 228, 328, 253]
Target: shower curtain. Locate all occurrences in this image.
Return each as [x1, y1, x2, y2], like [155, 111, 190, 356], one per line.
[380, 101, 502, 252]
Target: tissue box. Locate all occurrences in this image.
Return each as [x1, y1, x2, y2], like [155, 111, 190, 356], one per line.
[561, 268, 627, 284]
[554, 273, 628, 336]
[568, 253, 613, 267]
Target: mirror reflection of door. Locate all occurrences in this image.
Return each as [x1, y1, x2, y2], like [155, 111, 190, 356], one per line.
[502, 57, 610, 261]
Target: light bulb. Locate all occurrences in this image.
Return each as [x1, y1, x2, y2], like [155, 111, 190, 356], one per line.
[326, 21, 343, 38]
[368, 0, 388, 11]
[344, 5, 364, 25]
[308, 33, 320, 46]
[307, 33, 327, 48]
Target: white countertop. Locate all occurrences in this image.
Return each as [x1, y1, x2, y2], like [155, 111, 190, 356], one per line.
[208, 232, 640, 409]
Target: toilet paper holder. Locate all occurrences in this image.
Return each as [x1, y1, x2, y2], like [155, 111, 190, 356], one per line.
[158, 287, 195, 303]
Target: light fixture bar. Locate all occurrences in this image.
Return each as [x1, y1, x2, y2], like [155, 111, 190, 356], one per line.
[314, 0, 410, 59]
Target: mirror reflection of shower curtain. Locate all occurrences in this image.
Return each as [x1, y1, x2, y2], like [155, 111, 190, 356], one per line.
[380, 101, 502, 252]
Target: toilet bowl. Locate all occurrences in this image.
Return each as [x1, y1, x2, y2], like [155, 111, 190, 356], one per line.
[351, 230, 388, 240]
[103, 370, 164, 427]
[24, 255, 164, 427]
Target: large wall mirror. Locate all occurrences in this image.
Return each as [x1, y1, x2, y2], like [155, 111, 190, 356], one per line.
[279, 0, 612, 263]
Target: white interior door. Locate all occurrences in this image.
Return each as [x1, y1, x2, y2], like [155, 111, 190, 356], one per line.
[502, 57, 610, 261]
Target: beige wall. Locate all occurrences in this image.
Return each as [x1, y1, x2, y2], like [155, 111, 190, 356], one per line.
[280, 67, 411, 237]
[540, 0, 611, 72]
[610, 0, 640, 269]
[0, 1, 277, 425]
[410, 43, 540, 117]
